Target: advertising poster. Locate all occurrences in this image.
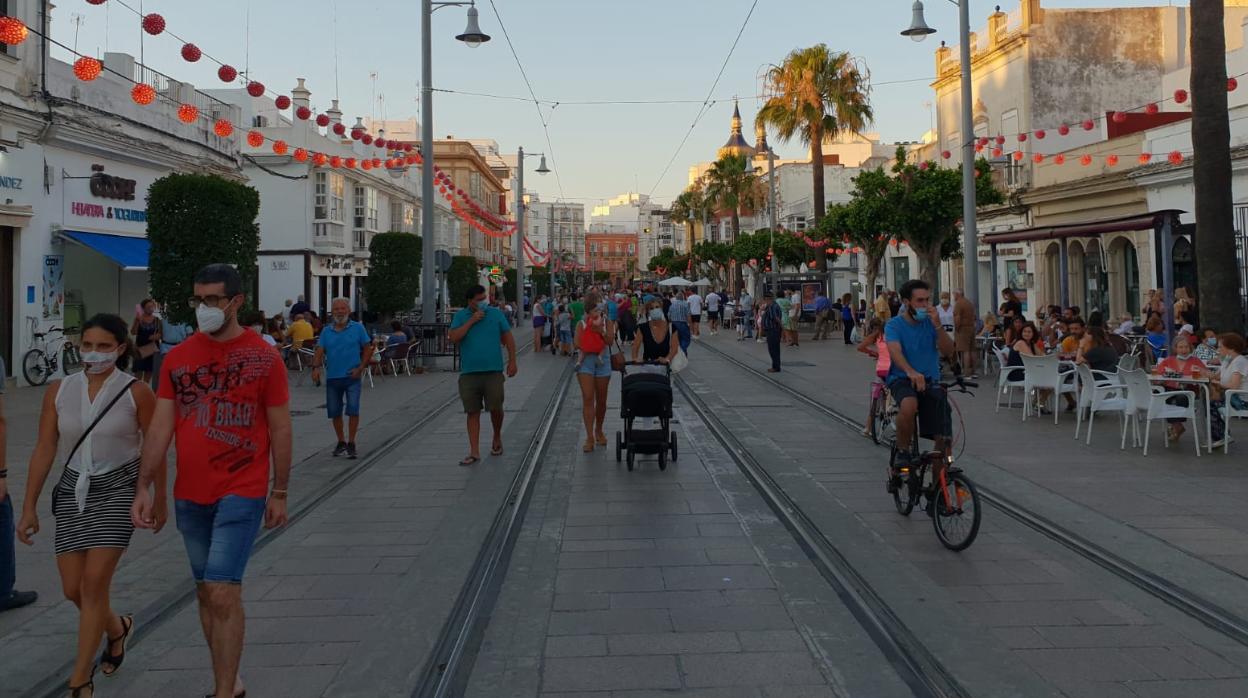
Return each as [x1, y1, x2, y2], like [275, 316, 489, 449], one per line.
[43, 255, 64, 319]
[1006, 260, 1029, 312]
[801, 282, 820, 312]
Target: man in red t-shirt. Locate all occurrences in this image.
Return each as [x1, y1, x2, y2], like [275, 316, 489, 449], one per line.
[132, 264, 291, 698]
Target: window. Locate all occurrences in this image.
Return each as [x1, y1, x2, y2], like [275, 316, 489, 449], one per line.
[252, 115, 269, 128]
[315, 172, 328, 220]
[628, 243, 636, 256]
[355, 229, 367, 249]
[0, 0, 14, 56]
[591, 243, 598, 255]
[390, 200, 402, 232]
[329, 174, 345, 223]
[354, 184, 366, 229]
[367, 188, 379, 230]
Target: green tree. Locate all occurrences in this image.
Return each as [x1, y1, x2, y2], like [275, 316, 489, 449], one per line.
[147, 173, 260, 324]
[692, 240, 733, 288]
[818, 170, 894, 308]
[756, 44, 874, 272]
[1191, 1, 1241, 330]
[702, 153, 760, 292]
[361, 233, 421, 321]
[670, 183, 710, 251]
[447, 255, 479, 306]
[647, 246, 679, 273]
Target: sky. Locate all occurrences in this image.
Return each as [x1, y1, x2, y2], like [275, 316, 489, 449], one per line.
[51, 0, 1189, 208]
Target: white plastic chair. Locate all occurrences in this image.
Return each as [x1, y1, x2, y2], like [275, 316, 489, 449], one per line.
[1118, 369, 1200, 456]
[1117, 354, 1140, 371]
[994, 346, 1026, 412]
[1073, 363, 1126, 445]
[1021, 353, 1077, 423]
[1222, 389, 1248, 454]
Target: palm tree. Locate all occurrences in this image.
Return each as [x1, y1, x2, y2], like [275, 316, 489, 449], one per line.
[702, 153, 760, 293]
[1191, 1, 1241, 331]
[756, 44, 874, 271]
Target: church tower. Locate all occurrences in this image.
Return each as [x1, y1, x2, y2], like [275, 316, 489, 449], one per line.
[717, 100, 756, 160]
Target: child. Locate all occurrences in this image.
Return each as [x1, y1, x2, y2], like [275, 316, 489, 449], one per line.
[857, 318, 891, 438]
[557, 305, 573, 356]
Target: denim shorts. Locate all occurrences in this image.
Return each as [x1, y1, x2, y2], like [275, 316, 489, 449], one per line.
[175, 495, 266, 584]
[559, 330, 573, 345]
[326, 377, 363, 418]
[578, 353, 613, 378]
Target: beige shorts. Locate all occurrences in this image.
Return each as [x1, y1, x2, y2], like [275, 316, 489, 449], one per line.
[459, 371, 505, 413]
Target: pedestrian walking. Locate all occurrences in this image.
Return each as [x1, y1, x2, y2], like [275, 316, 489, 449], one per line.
[311, 298, 375, 459]
[557, 305, 574, 356]
[575, 297, 613, 451]
[17, 314, 162, 697]
[706, 290, 721, 334]
[132, 264, 292, 698]
[737, 290, 754, 340]
[667, 291, 692, 354]
[952, 289, 978, 377]
[0, 355, 39, 616]
[841, 296, 856, 345]
[633, 301, 680, 364]
[449, 285, 518, 465]
[762, 292, 783, 372]
[873, 289, 892, 320]
[153, 313, 192, 392]
[130, 299, 162, 384]
[617, 293, 637, 344]
[687, 289, 703, 339]
[532, 296, 548, 352]
[812, 290, 833, 340]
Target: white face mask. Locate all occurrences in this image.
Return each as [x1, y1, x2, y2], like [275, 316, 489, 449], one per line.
[196, 304, 227, 334]
[81, 349, 118, 374]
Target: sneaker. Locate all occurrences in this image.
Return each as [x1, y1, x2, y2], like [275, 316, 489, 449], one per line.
[346, 443, 358, 459]
[0, 590, 38, 612]
[332, 442, 348, 457]
[1210, 437, 1233, 449]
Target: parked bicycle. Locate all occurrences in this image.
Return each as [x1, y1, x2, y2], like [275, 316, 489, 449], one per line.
[888, 376, 982, 551]
[22, 322, 82, 386]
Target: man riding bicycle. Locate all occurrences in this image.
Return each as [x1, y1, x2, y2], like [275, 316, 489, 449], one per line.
[885, 279, 956, 493]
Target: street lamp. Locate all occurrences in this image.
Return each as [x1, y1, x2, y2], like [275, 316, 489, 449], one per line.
[515, 147, 549, 316]
[901, 0, 981, 313]
[421, 0, 489, 362]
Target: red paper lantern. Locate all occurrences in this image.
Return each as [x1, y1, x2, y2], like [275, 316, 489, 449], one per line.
[1080, 154, 1093, 166]
[1111, 111, 1127, 123]
[940, 150, 951, 159]
[918, 161, 929, 170]
[374, 138, 387, 149]
[1058, 124, 1070, 136]
[1081, 119, 1095, 131]
[362, 134, 374, 145]
[181, 43, 202, 62]
[1168, 150, 1184, 165]
[1106, 154, 1119, 166]
[1035, 129, 1046, 139]
[131, 83, 156, 105]
[404, 143, 413, 152]
[218, 64, 238, 83]
[316, 114, 330, 127]
[361, 160, 372, 171]
[0, 16, 29, 45]
[977, 137, 989, 146]
[351, 129, 363, 141]
[213, 119, 233, 138]
[272, 140, 288, 155]
[974, 144, 984, 153]
[1033, 153, 1045, 163]
[1145, 102, 1159, 115]
[1231, 77, 1240, 92]
[141, 13, 165, 35]
[312, 152, 327, 167]
[1054, 154, 1066, 165]
[246, 131, 263, 147]
[371, 158, 381, 168]
[73, 57, 102, 81]
[246, 81, 265, 98]
[177, 103, 199, 124]
[825, 247, 836, 255]
[274, 95, 291, 110]
[87, 0, 107, 4]
[293, 148, 308, 162]
[1012, 151, 1025, 161]
[345, 158, 356, 169]
[295, 106, 312, 121]
[808, 260, 817, 267]
[333, 123, 346, 136]
[991, 148, 1003, 158]
[1174, 88, 1188, 104]
[330, 156, 342, 168]
[995, 135, 1005, 145]
[1017, 133, 1027, 142]
[1139, 153, 1152, 164]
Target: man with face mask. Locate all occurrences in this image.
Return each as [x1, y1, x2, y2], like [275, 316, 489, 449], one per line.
[133, 264, 292, 698]
[885, 279, 956, 496]
[449, 285, 519, 465]
[311, 298, 374, 458]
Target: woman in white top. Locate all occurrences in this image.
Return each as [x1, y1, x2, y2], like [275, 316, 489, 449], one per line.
[1208, 332, 1248, 448]
[17, 314, 164, 697]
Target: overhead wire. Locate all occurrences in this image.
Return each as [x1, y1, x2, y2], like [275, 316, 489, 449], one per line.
[646, 0, 760, 199]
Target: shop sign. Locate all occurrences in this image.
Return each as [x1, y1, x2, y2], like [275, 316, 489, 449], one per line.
[89, 172, 137, 201]
[69, 202, 147, 222]
[977, 245, 1025, 259]
[0, 176, 23, 190]
[270, 260, 290, 271]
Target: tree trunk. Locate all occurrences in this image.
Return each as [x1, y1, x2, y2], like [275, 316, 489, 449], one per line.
[731, 209, 743, 294]
[1192, 0, 1242, 330]
[915, 245, 942, 290]
[865, 266, 879, 320]
[811, 123, 828, 272]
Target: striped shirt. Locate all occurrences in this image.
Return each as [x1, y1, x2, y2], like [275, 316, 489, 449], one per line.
[667, 298, 691, 323]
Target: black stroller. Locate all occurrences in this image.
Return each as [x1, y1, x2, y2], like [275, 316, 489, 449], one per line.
[615, 362, 678, 471]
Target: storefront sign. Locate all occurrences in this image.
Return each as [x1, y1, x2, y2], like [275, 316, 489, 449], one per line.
[270, 260, 290, 271]
[69, 202, 147, 222]
[0, 176, 22, 190]
[89, 172, 137, 201]
[978, 246, 1025, 259]
[43, 255, 64, 319]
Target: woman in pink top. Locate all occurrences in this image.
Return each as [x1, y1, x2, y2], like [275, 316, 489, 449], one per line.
[1152, 335, 1205, 443]
[857, 318, 891, 436]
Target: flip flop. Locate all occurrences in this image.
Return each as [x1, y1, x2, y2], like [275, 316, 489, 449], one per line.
[459, 455, 480, 466]
[490, 445, 504, 456]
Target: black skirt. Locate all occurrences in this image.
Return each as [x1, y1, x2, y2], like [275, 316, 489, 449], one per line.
[51, 459, 139, 555]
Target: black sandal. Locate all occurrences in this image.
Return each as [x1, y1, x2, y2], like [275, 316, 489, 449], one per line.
[69, 666, 94, 697]
[99, 614, 133, 676]
[204, 692, 246, 697]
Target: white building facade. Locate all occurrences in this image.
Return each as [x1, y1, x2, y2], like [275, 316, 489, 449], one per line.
[589, 193, 675, 264]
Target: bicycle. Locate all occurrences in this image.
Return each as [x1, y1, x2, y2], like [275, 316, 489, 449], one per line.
[868, 378, 896, 445]
[887, 376, 982, 551]
[23, 322, 82, 386]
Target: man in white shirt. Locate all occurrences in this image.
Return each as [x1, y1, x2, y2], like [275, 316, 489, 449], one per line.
[706, 290, 721, 335]
[687, 291, 703, 339]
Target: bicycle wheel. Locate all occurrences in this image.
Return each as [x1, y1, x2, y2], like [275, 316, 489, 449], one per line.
[22, 349, 50, 386]
[869, 394, 883, 445]
[932, 471, 982, 551]
[888, 446, 916, 516]
[61, 344, 82, 374]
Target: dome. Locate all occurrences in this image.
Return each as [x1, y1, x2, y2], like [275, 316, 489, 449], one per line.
[717, 101, 756, 160]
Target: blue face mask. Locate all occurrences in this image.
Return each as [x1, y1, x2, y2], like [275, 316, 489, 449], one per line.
[648, 309, 665, 322]
[913, 308, 929, 322]
[1208, 338, 1218, 347]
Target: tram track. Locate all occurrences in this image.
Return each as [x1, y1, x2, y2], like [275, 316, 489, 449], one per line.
[672, 372, 970, 698]
[694, 339, 1248, 651]
[20, 346, 557, 698]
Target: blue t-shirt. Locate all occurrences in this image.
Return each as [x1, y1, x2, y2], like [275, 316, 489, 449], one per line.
[841, 305, 854, 322]
[884, 315, 941, 385]
[543, 300, 555, 318]
[605, 300, 619, 322]
[814, 296, 832, 313]
[451, 306, 511, 374]
[317, 321, 372, 380]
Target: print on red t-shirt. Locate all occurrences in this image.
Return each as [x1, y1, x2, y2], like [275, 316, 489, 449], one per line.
[157, 329, 290, 504]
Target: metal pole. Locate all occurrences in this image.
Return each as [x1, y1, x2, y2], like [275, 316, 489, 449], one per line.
[515, 147, 525, 321]
[768, 147, 778, 297]
[958, 0, 980, 313]
[420, 0, 436, 365]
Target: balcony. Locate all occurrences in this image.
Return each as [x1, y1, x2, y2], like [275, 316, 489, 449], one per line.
[313, 222, 347, 253]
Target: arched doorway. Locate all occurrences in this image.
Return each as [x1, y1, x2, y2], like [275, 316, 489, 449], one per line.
[1123, 241, 1140, 318]
[1068, 240, 1085, 311]
[1107, 236, 1140, 319]
[1172, 236, 1196, 300]
[1043, 242, 1060, 308]
[1083, 239, 1108, 318]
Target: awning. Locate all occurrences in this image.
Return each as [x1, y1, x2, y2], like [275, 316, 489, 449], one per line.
[981, 210, 1185, 245]
[62, 230, 149, 271]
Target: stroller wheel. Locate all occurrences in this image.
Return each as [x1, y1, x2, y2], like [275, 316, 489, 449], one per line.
[670, 433, 678, 462]
[626, 447, 635, 471]
[615, 431, 623, 462]
[658, 447, 667, 471]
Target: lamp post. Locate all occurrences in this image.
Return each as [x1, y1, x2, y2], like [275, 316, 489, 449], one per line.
[420, 0, 488, 363]
[902, 0, 980, 313]
[767, 146, 779, 298]
[515, 147, 550, 317]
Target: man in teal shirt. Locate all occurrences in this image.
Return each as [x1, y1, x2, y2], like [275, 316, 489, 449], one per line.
[449, 284, 518, 465]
